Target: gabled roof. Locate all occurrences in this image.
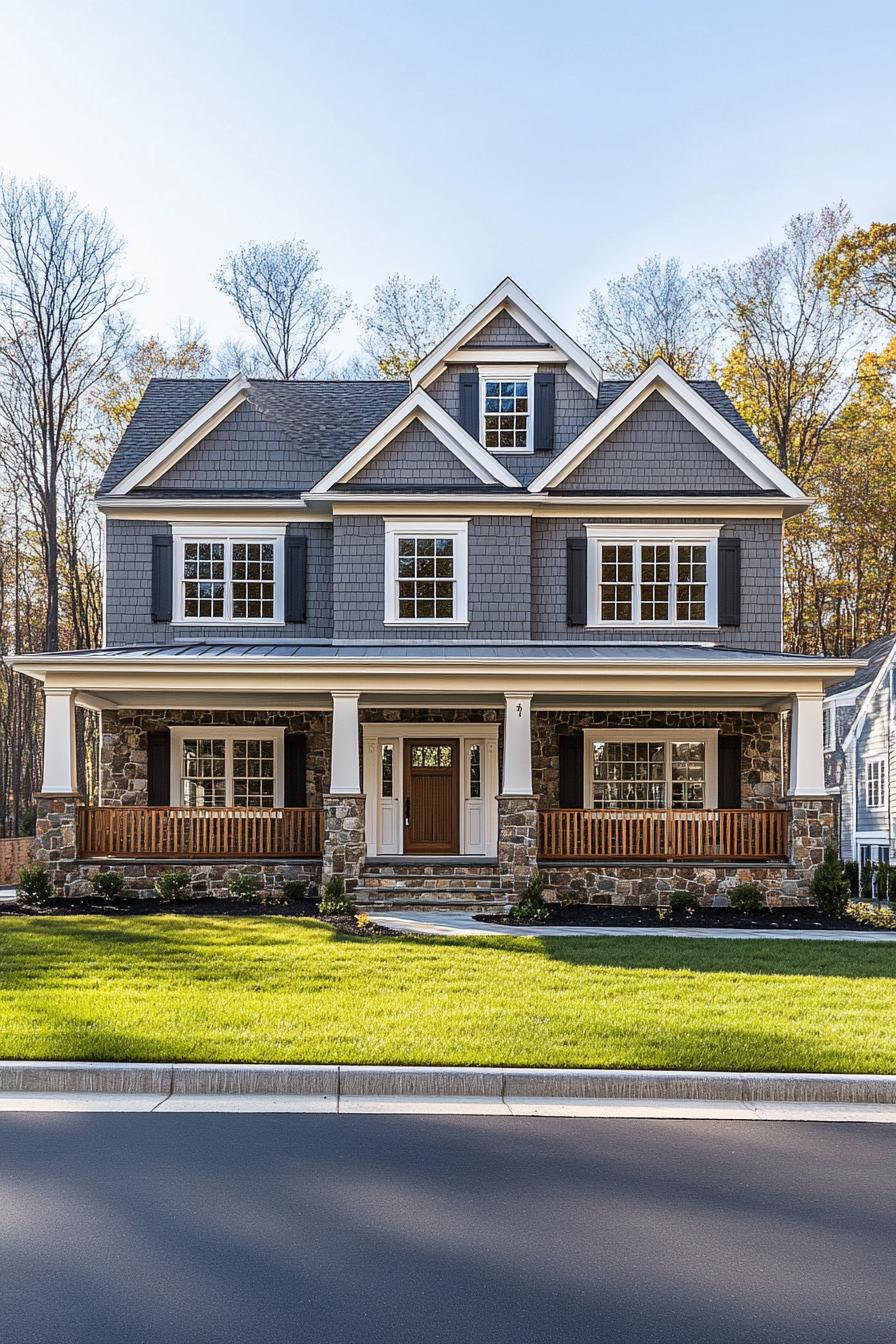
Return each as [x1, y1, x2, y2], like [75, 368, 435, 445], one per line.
[99, 377, 410, 495]
[308, 387, 521, 492]
[528, 358, 807, 499]
[831, 633, 896, 747]
[409, 277, 603, 398]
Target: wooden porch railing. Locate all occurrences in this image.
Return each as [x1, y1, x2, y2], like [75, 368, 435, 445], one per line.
[77, 806, 324, 860]
[537, 808, 789, 862]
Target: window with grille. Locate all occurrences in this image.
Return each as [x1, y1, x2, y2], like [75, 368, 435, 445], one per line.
[587, 529, 718, 626]
[481, 376, 532, 451]
[590, 736, 710, 809]
[385, 520, 468, 624]
[176, 531, 283, 623]
[175, 730, 283, 807]
[867, 758, 886, 809]
[232, 739, 276, 806]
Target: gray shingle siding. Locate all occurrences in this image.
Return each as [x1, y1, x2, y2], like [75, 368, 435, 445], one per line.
[332, 514, 531, 641]
[530, 516, 782, 649]
[560, 391, 764, 494]
[104, 518, 333, 644]
[344, 422, 483, 489]
[426, 364, 598, 485]
[151, 402, 315, 494]
[462, 312, 542, 346]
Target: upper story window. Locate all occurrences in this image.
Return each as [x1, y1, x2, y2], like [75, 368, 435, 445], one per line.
[479, 366, 534, 453]
[822, 705, 837, 752]
[585, 526, 720, 627]
[384, 518, 469, 625]
[172, 526, 285, 624]
[866, 757, 886, 810]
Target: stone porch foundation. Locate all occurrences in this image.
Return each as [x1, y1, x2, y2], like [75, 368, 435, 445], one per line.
[321, 794, 366, 895]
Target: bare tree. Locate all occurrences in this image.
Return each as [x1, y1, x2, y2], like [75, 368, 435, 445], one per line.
[207, 336, 272, 379]
[214, 239, 348, 379]
[360, 274, 459, 376]
[581, 255, 715, 378]
[709, 205, 867, 483]
[0, 177, 137, 650]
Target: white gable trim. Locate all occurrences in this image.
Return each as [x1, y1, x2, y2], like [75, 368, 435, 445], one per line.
[527, 359, 807, 500]
[108, 375, 252, 496]
[309, 387, 520, 493]
[842, 644, 893, 749]
[409, 277, 602, 398]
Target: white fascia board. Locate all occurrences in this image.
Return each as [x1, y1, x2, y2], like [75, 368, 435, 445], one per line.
[528, 359, 808, 500]
[96, 497, 315, 520]
[108, 375, 252, 496]
[308, 388, 519, 492]
[409, 277, 602, 397]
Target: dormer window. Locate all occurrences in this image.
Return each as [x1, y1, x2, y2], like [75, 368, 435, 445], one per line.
[479, 366, 534, 453]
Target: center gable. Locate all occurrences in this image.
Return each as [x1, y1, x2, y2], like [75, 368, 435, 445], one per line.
[560, 390, 766, 494]
[343, 420, 489, 490]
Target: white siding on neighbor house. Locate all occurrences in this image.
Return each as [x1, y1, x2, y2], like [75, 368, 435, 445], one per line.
[849, 672, 896, 856]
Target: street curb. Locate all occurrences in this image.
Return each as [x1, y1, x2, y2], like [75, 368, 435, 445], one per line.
[2, 1061, 896, 1107]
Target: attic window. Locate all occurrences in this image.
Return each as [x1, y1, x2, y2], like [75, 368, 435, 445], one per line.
[480, 367, 534, 452]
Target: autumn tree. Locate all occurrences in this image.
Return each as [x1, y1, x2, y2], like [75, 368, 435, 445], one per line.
[581, 255, 715, 378]
[710, 206, 865, 486]
[815, 221, 896, 327]
[214, 239, 348, 379]
[360, 274, 459, 376]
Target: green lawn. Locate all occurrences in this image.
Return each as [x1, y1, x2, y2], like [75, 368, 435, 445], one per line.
[2, 915, 896, 1073]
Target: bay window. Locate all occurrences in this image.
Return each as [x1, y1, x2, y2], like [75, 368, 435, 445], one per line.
[173, 526, 285, 624]
[586, 526, 720, 627]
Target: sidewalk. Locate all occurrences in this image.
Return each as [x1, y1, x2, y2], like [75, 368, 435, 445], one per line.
[368, 910, 896, 942]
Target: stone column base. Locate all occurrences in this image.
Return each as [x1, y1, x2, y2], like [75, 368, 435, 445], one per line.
[497, 793, 538, 899]
[322, 794, 366, 893]
[33, 793, 83, 893]
[788, 796, 834, 899]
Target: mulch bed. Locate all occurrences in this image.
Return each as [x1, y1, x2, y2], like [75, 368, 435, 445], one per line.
[476, 904, 872, 932]
[0, 895, 398, 936]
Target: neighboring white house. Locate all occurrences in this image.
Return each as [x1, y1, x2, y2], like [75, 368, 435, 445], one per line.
[825, 634, 896, 867]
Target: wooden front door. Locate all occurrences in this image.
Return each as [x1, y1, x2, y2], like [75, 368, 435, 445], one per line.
[403, 739, 460, 854]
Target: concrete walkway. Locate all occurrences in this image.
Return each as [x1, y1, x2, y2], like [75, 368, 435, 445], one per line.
[369, 910, 896, 942]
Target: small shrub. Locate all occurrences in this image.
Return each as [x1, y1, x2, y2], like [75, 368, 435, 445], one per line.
[319, 874, 355, 915]
[811, 844, 850, 918]
[17, 861, 53, 903]
[852, 902, 896, 930]
[90, 870, 125, 900]
[228, 872, 258, 901]
[843, 859, 859, 900]
[728, 882, 766, 914]
[154, 869, 192, 902]
[860, 862, 875, 904]
[509, 874, 549, 923]
[668, 889, 700, 913]
[880, 864, 896, 904]
[18, 806, 37, 837]
[281, 879, 309, 903]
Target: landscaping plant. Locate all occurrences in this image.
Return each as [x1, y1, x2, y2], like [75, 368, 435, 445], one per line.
[17, 862, 53, 904]
[860, 862, 875, 904]
[319, 874, 355, 915]
[154, 870, 192, 902]
[728, 882, 766, 914]
[281, 879, 309, 902]
[228, 872, 259, 901]
[509, 873, 549, 923]
[668, 889, 700, 913]
[843, 859, 859, 900]
[811, 845, 851, 918]
[852, 902, 896, 930]
[90, 871, 125, 901]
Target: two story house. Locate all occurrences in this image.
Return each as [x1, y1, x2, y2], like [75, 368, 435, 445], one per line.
[16, 279, 859, 909]
[825, 634, 896, 871]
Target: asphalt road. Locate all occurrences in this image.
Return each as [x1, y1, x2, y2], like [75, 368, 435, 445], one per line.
[0, 1114, 893, 1343]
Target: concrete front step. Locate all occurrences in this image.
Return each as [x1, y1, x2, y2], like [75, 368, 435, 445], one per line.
[360, 901, 506, 915]
[357, 890, 506, 913]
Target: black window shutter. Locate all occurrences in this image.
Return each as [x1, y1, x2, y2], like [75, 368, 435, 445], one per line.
[147, 731, 171, 806]
[151, 535, 173, 623]
[459, 371, 479, 438]
[567, 535, 587, 626]
[718, 734, 742, 809]
[284, 734, 307, 807]
[558, 733, 584, 807]
[718, 536, 741, 627]
[533, 372, 555, 451]
[284, 534, 307, 624]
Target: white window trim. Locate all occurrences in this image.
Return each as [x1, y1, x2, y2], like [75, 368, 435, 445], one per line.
[171, 524, 286, 626]
[582, 727, 719, 809]
[585, 525, 721, 628]
[823, 705, 837, 752]
[866, 756, 886, 810]
[479, 364, 537, 455]
[383, 517, 469, 626]
[169, 726, 284, 807]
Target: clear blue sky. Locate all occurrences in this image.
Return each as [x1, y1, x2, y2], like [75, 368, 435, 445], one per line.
[2, 0, 894, 358]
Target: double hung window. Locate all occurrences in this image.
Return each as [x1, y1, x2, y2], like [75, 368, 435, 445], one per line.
[384, 519, 469, 625]
[867, 758, 886, 810]
[586, 527, 720, 627]
[174, 527, 285, 624]
[479, 367, 535, 453]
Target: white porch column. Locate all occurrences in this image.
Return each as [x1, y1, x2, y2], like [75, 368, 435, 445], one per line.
[502, 693, 533, 795]
[329, 692, 361, 794]
[788, 692, 827, 796]
[41, 687, 77, 794]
